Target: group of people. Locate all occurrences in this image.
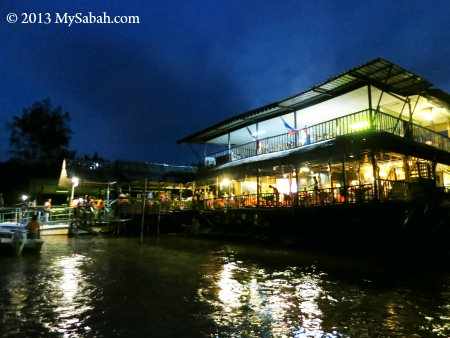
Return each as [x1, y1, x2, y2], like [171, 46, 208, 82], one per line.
[70, 195, 106, 219]
[191, 190, 238, 209]
[71, 196, 105, 209]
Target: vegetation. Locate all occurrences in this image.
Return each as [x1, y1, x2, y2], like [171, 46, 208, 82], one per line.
[0, 99, 113, 205]
[6, 98, 74, 165]
[0, 99, 74, 204]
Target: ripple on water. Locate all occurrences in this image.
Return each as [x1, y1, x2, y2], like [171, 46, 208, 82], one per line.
[0, 236, 449, 337]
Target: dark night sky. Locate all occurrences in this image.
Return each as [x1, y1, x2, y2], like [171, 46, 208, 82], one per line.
[1, 0, 449, 165]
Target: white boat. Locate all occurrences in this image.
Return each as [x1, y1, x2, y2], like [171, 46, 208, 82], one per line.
[0, 222, 43, 255]
[40, 221, 71, 236]
[1, 205, 125, 238]
[0, 206, 72, 236]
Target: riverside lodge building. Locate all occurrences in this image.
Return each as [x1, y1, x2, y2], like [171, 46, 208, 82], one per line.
[176, 58, 450, 209]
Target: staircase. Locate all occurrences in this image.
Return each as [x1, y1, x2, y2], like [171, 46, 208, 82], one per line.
[410, 161, 432, 180]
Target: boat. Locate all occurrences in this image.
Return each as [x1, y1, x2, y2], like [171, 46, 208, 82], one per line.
[0, 206, 72, 236]
[67, 205, 130, 237]
[0, 222, 43, 255]
[0, 205, 126, 238]
[68, 218, 127, 237]
[40, 220, 72, 235]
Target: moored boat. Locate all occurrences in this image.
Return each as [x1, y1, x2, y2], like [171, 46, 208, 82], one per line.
[40, 221, 71, 236]
[0, 206, 72, 236]
[1, 205, 127, 238]
[0, 222, 44, 255]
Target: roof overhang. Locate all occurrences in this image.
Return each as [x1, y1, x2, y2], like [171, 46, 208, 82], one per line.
[178, 58, 437, 145]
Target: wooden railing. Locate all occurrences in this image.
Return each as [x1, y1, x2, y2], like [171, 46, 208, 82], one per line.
[116, 180, 431, 215]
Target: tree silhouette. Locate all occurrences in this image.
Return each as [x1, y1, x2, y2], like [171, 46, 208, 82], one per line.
[83, 152, 105, 162]
[6, 99, 74, 165]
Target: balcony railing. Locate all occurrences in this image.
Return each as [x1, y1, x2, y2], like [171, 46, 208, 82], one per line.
[206, 109, 450, 166]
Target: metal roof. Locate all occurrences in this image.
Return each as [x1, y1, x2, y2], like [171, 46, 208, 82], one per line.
[177, 58, 434, 144]
[65, 160, 197, 185]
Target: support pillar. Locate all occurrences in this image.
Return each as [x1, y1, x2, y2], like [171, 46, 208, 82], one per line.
[368, 84, 373, 129]
[256, 169, 261, 207]
[342, 154, 347, 203]
[371, 150, 379, 201]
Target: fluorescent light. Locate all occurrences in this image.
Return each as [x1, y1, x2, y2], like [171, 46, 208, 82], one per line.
[424, 108, 434, 121]
[350, 121, 369, 129]
[251, 130, 266, 137]
[220, 178, 230, 187]
[300, 166, 310, 173]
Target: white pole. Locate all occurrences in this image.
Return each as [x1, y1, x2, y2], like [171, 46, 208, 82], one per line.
[140, 178, 147, 245]
[107, 184, 110, 206]
[70, 177, 79, 204]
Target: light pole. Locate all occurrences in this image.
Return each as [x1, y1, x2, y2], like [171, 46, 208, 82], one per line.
[70, 177, 79, 204]
[106, 181, 116, 207]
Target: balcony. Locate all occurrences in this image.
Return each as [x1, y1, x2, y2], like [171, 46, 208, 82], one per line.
[206, 109, 450, 167]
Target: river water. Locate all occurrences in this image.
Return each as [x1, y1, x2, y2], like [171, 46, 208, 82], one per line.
[0, 235, 449, 337]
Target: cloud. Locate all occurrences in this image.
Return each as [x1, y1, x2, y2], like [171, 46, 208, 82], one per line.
[0, 0, 449, 164]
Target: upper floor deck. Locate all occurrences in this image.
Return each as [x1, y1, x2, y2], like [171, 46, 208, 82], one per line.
[205, 109, 450, 167]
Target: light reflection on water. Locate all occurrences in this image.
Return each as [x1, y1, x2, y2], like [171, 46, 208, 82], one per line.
[198, 257, 332, 337]
[0, 235, 449, 337]
[0, 247, 96, 337]
[47, 254, 95, 335]
[196, 247, 450, 338]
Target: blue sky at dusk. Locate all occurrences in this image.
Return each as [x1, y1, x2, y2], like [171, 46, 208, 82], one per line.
[1, 0, 449, 165]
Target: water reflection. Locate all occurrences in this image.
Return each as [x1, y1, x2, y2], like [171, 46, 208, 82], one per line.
[44, 254, 94, 335]
[1, 236, 450, 337]
[198, 255, 341, 337]
[433, 298, 450, 336]
[0, 247, 97, 337]
[197, 247, 450, 338]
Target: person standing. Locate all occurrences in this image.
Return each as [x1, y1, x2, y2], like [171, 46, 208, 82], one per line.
[313, 176, 319, 192]
[43, 198, 52, 222]
[147, 192, 154, 207]
[312, 176, 320, 204]
[0, 193, 4, 208]
[269, 185, 279, 207]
